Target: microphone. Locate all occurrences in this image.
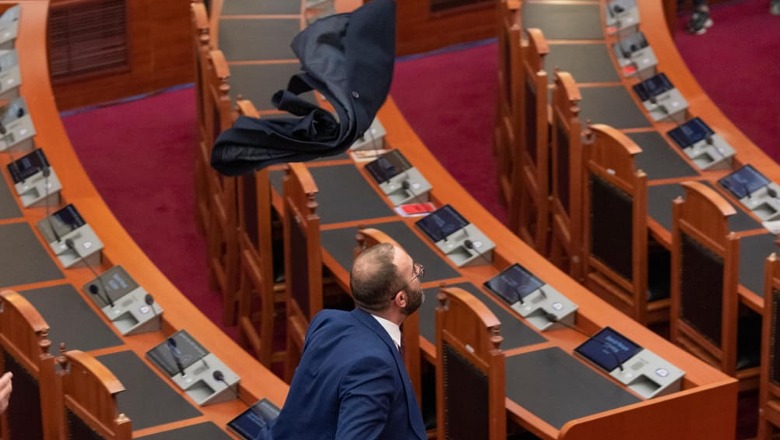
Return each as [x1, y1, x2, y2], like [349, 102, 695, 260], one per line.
[166, 337, 186, 377]
[767, 186, 778, 199]
[144, 293, 161, 330]
[88, 283, 115, 309]
[463, 239, 493, 266]
[401, 180, 432, 213]
[213, 370, 253, 407]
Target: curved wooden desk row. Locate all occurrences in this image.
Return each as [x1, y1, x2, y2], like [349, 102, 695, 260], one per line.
[207, 1, 738, 439]
[0, 1, 287, 438]
[504, 1, 778, 315]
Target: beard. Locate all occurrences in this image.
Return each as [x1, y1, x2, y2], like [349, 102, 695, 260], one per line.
[402, 285, 424, 315]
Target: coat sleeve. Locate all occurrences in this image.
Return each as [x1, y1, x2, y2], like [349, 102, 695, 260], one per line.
[335, 352, 396, 439]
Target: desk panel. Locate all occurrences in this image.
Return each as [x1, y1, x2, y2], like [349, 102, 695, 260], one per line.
[522, 3, 604, 40]
[221, 0, 301, 15]
[0, 175, 20, 219]
[218, 18, 300, 61]
[18, 284, 123, 352]
[228, 63, 316, 111]
[0, 222, 63, 287]
[627, 131, 698, 181]
[546, 44, 620, 84]
[739, 233, 778, 298]
[578, 86, 651, 130]
[506, 347, 640, 430]
[97, 350, 202, 431]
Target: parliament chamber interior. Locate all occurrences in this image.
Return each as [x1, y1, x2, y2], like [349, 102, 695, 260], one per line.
[0, 0, 778, 438]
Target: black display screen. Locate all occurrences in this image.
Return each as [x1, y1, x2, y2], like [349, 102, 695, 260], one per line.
[6, 148, 48, 184]
[632, 73, 674, 102]
[45, 204, 86, 241]
[227, 398, 281, 439]
[484, 263, 544, 305]
[83, 265, 140, 308]
[364, 149, 412, 184]
[667, 117, 714, 149]
[415, 204, 469, 243]
[574, 327, 642, 372]
[717, 164, 770, 199]
[146, 330, 210, 377]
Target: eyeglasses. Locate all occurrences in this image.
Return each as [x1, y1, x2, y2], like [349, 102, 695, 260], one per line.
[395, 262, 425, 299]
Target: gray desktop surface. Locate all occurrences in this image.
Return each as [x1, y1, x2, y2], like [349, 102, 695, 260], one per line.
[138, 422, 233, 440]
[228, 63, 316, 111]
[18, 284, 123, 351]
[506, 347, 640, 429]
[419, 282, 546, 350]
[218, 18, 300, 61]
[739, 233, 778, 297]
[647, 181, 762, 233]
[0, 222, 63, 287]
[321, 221, 461, 283]
[627, 131, 699, 181]
[522, 3, 604, 40]
[579, 86, 651, 129]
[545, 43, 620, 84]
[221, 0, 301, 15]
[97, 350, 202, 430]
[0, 174, 20, 219]
[270, 164, 395, 225]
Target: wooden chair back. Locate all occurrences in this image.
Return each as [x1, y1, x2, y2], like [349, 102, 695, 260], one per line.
[670, 181, 759, 386]
[234, 99, 285, 368]
[509, 27, 549, 254]
[581, 124, 668, 325]
[354, 227, 422, 403]
[192, 0, 212, 234]
[549, 70, 584, 279]
[494, 0, 522, 206]
[435, 286, 505, 440]
[41, 350, 131, 440]
[203, 48, 239, 325]
[759, 252, 780, 439]
[282, 162, 322, 381]
[0, 290, 54, 440]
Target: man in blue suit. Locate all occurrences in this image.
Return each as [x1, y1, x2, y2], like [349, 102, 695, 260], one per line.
[264, 243, 427, 439]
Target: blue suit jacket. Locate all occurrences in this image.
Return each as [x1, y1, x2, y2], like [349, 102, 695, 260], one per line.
[264, 308, 426, 440]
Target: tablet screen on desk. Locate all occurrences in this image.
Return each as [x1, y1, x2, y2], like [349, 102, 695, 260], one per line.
[614, 31, 648, 58]
[227, 398, 280, 439]
[415, 204, 469, 243]
[718, 164, 770, 199]
[667, 117, 713, 149]
[7, 148, 48, 184]
[484, 263, 544, 305]
[364, 149, 412, 184]
[574, 327, 642, 372]
[146, 330, 209, 377]
[83, 265, 140, 308]
[632, 72, 673, 102]
[52, 204, 86, 231]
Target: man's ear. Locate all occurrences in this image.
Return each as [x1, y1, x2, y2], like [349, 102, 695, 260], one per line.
[394, 290, 407, 307]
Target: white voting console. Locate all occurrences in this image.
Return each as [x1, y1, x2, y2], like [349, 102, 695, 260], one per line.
[632, 73, 688, 123]
[0, 6, 19, 50]
[484, 263, 578, 331]
[350, 118, 387, 152]
[415, 204, 496, 267]
[36, 204, 104, 269]
[605, 0, 640, 36]
[0, 96, 35, 152]
[83, 265, 164, 336]
[667, 117, 734, 170]
[0, 49, 20, 99]
[718, 164, 780, 222]
[365, 149, 432, 206]
[613, 32, 657, 79]
[147, 330, 240, 406]
[6, 148, 62, 208]
[575, 327, 684, 399]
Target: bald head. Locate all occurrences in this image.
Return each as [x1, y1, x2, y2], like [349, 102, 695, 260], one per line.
[350, 243, 406, 312]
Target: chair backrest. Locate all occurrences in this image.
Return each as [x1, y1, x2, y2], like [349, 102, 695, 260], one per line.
[435, 286, 505, 440]
[509, 27, 549, 253]
[354, 227, 422, 403]
[549, 70, 584, 278]
[760, 252, 780, 436]
[283, 162, 322, 381]
[581, 124, 656, 324]
[234, 99, 281, 367]
[0, 290, 53, 440]
[41, 350, 131, 440]
[494, 0, 522, 205]
[670, 181, 740, 375]
[191, 0, 211, 143]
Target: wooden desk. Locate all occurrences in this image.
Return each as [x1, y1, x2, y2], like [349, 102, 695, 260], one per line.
[0, 1, 288, 438]
[212, 2, 738, 438]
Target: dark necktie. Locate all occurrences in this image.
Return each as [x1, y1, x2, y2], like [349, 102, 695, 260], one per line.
[399, 325, 405, 359]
